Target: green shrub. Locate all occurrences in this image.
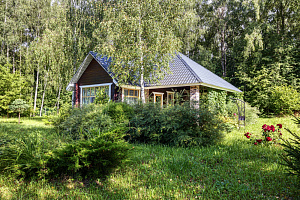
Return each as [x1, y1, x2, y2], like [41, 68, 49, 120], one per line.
[128, 102, 226, 147]
[281, 116, 300, 179]
[45, 103, 72, 126]
[269, 85, 300, 115]
[57, 104, 113, 139]
[0, 131, 48, 178]
[45, 128, 132, 178]
[103, 102, 134, 124]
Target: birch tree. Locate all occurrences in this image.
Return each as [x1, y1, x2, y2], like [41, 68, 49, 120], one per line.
[94, 0, 184, 103]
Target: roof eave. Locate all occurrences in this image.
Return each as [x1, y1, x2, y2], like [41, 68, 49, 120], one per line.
[199, 83, 242, 93]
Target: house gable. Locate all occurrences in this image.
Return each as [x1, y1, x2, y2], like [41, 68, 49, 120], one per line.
[78, 58, 113, 86]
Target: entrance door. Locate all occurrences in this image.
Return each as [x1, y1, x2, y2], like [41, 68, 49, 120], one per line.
[154, 93, 163, 107]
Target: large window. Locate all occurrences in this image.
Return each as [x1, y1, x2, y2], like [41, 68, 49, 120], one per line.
[123, 88, 139, 104]
[80, 83, 111, 105]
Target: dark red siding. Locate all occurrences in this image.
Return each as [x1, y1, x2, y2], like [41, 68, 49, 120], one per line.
[78, 58, 113, 86]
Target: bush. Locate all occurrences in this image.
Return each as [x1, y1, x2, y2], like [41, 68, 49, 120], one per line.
[128, 102, 226, 147]
[269, 85, 300, 115]
[57, 104, 113, 139]
[0, 131, 49, 178]
[102, 102, 134, 124]
[45, 128, 132, 178]
[281, 116, 300, 179]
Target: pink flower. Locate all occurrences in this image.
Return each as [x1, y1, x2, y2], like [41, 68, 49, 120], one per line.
[277, 124, 282, 128]
[233, 113, 237, 116]
[254, 142, 257, 145]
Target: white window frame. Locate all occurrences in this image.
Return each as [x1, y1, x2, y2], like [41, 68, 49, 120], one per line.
[153, 92, 164, 107]
[166, 91, 175, 105]
[80, 83, 112, 105]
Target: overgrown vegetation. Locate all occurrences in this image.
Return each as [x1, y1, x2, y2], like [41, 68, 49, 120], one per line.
[0, 117, 131, 180]
[281, 115, 300, 179]
[0, 117, 299, 199]
[129, 102, 227, 146]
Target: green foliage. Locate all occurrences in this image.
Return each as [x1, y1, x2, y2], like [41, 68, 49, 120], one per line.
[46, 128, 131, 178]
[281, 116, 300, 179]
[129, 102, 226, 147]
[205, 89, 227, 115]
[226, 101, 260, 126]
[94, 87, 109, 105]
[9, 99, 30, 115]
[102, 102, 134, 124]
[0, 64, 25, 115]
[269, 85, 300, 115]
[0, 131, 48, 178]
[55, 102, 133, 139]
[58, 104, 113, 139]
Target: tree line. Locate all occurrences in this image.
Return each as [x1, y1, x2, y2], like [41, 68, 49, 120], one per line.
[0, 0, 299, 116]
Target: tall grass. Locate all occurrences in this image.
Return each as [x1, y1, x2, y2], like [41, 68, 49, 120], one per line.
[0, 117, 299, 199]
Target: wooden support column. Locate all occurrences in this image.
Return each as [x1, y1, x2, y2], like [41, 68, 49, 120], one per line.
[190, 85, 199, 109]
[75, 83, 80, 107]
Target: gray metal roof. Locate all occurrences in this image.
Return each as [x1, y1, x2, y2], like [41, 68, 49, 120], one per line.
[67, 51, 241, 93]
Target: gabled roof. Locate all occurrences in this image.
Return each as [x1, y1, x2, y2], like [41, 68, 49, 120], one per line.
[67, 51, 242, 93]
[66, 51, 115, 91]
[146, 53, 242, 92]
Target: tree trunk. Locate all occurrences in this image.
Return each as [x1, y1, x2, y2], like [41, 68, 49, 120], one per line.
[138, 3, 145, 103]
[33, 65, 39, 117]
[39, 68, 49, 117]
[56, 84, 62, 114]
[18, 112, 20, 124]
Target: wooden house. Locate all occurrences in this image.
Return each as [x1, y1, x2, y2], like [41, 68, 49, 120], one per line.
[66, 51, 242, 107]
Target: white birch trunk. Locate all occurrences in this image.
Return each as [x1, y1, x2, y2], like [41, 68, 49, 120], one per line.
[56, 84, 62, 114]
[33, 65, 39, 117]
[39, 68, 49, 117]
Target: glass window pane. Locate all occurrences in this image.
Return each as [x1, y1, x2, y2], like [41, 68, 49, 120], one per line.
[129, 90, 134, 96]
[134, 90, 138, 97]
[87, 88, 90, 96]
[124, 89, 128, 96]
[91, 87, 95, 96]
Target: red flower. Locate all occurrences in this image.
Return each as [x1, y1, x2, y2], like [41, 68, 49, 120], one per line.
[277, 124, 282, 128]
[246, 135, 250, 139]
[266, 137, 272, 141]
[254, 142, 257, 145]
[256, 139, 263, 143]
[270, 125, 275, 132]
[233, 113, 237, 116]
[244, 132, 250, 136]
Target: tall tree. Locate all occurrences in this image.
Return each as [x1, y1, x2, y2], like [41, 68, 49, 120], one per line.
[94, 0, 184, 103]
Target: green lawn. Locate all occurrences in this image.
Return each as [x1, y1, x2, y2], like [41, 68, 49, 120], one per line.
[0, 117, 299, 199]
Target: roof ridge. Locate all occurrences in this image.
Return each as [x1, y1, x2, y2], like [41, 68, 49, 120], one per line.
[177, 53, 202, 83]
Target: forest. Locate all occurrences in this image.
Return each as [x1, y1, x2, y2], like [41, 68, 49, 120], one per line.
[0, 0, 299, 116]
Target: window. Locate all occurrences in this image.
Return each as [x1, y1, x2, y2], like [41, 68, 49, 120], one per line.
[80, 83, 111, 105]
[123, 88, 139, 104]
[167, 91, 174, 105]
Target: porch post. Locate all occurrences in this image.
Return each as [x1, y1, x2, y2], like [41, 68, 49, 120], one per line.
[75, 83, 80, 107]
[190, 85, 199, 109]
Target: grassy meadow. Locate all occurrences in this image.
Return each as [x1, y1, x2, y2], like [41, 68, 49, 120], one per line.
[0, 117, 299, 199]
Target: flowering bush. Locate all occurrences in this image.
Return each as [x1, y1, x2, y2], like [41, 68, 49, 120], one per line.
[244, 124, 283, 145]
